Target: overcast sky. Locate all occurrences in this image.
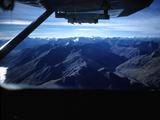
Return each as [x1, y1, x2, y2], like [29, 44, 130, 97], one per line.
[0, 0, 160, 40]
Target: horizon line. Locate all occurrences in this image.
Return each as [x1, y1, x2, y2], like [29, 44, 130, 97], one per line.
[1, 36, 160, 41]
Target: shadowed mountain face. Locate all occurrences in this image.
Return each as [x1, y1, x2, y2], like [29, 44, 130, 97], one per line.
[0, 37, 160, 90]
[116, 47, 160, 88]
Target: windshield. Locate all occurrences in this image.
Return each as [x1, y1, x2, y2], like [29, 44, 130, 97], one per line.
[0, 0, 160, 90]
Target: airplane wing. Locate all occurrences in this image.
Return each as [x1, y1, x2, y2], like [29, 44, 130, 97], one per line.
[18, 0, 153, 24]
[16, 0, 42, 8]
[1, 0, 154, 22]
[118, 0, 154, 17]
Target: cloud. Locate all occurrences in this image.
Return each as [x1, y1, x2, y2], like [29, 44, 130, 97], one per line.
[0, 32, 11, 40]
[0, 20, 32, 25]
[75, 28, 98, 31]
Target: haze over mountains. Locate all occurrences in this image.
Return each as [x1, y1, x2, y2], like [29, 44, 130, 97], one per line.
[0, 37, 160, 90]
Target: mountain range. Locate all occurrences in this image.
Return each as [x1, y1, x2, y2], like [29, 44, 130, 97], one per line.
[0, 37, 160, 90]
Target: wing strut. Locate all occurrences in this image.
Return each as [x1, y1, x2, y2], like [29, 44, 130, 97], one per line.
[0, 9, 54, 60]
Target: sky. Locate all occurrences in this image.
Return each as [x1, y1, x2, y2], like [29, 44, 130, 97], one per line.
[0, 0, 160, 40]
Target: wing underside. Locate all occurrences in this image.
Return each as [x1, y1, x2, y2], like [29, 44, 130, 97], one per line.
[1, 0, 154, 23]
[18, 0, 153, 23]
[17, 0, 42, 7]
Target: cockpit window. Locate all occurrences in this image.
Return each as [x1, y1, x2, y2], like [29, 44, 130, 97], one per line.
[0, 0, 160, 90]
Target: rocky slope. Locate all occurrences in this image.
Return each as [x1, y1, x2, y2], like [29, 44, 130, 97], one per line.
[116, 48, 160, 89]
[5, 42, 128, 89]
[0, 37, 160, 90]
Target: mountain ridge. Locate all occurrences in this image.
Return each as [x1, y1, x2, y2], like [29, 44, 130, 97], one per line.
[0, 37, 160, 90]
